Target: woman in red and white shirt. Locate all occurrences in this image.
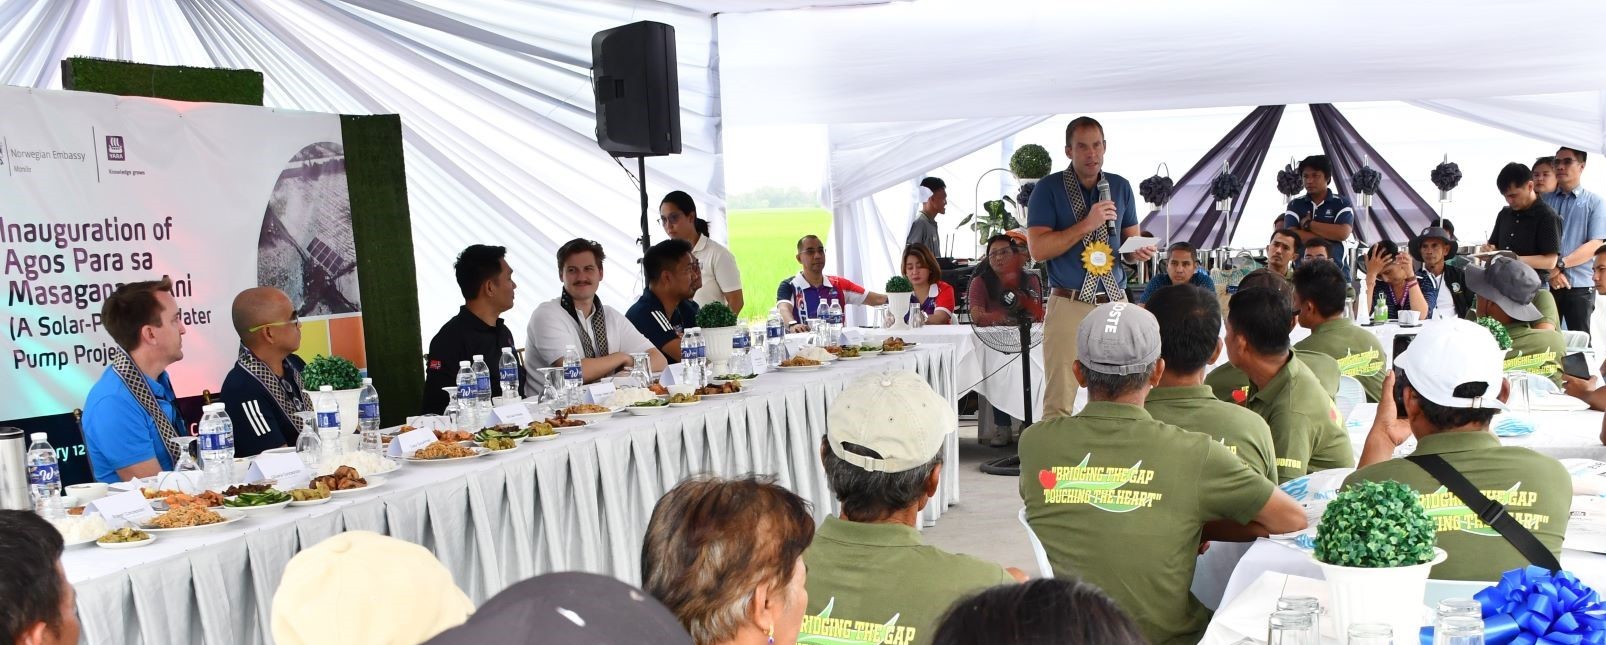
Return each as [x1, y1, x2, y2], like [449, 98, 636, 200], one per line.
[902, 243, 955, 324]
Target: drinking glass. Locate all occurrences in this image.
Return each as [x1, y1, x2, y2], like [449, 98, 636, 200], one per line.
[1276, 596, 1321, 643]
[1504, 372, 1532, 415]
[1347, 622, 1393, 645]
[1433, 616, 1484, 645]
[1267, 610, 1317, 645]
[442, 386, 463, 429]
[628, 352, 652, 388]
[295, 414, 322, 470]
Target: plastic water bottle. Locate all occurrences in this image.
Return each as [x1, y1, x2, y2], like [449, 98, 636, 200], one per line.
[197, 403, 235, 491]
[683, 327, 706, 387]
[561, 345, 583, 406]
[766, 308, 785, 367]
[25, 433, 61, 519]
[357, 377, 381, 455]
[729, 328, 750, 375]
[315, 384, 343, 460]
[471, 354, 492, 419]
[827, 297, 844, 346]
[455, 361, 477, 428]
[1373, 289, 1389, 324]
[499, 347, 520, 400]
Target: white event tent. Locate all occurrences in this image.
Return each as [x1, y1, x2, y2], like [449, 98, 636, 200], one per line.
[2, 0, 1604, 342]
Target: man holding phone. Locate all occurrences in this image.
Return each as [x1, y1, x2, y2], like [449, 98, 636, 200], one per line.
[1560, 244, 1606, 413]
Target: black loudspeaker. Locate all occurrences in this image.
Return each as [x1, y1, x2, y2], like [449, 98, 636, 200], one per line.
[592, 21, 681, 157]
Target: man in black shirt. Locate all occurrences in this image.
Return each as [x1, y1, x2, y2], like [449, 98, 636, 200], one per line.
[1485, 162, 1562, 281]
[627, 239, 701, 362]
[422, 245, 524, 414]
[220, 287, 311, 457]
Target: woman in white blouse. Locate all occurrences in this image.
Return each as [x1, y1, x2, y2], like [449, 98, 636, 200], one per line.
[661, 191, 745, 316]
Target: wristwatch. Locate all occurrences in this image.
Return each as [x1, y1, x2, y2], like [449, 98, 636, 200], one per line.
[1558, 257, 1567, 270]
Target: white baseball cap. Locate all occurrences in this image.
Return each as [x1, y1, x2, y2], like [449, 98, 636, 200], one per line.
[1395, 318, 1507, 411]
[825, 370, 954, 473]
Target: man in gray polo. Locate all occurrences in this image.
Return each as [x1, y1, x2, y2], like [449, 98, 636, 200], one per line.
[1019, 302, 1305, 644]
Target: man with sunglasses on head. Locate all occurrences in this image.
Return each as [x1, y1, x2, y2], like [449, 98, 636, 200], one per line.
[776, 235, 888, 332]
[220, 287, 311, 457]
[1541, 147, 1606, 334]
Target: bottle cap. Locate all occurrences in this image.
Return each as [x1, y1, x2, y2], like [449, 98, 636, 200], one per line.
[473, 354, 484, 361]
[460, 360, 470, 367]
[203, 403, 225, 413]
[362, 377, 373, 385]
[320, 385, 333, 391]
[30, 432, 47, 442]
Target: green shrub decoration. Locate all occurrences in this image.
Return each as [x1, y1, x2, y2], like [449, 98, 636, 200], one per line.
[695, 301, 739, 328]
[885, 276, 915, 293]
[1477, 316, 1514, 350]
[303, 354, 363, 390]
[1010, 144, 1053, 180]
[1314, 480, 1436, 568]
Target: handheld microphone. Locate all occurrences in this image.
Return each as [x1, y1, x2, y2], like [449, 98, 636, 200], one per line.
[1097, 175, 1113, 232]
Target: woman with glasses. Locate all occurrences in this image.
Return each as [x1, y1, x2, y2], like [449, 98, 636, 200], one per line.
[968, 235, 1045, 327]
[901, 244, 954, 325]
[661, 191, 745, 316]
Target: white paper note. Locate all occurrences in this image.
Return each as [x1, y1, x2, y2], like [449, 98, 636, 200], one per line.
[660, 363, 687, 386]
[246, 453, 308, 484]
[585, 381, 616, 405]
[387, 427, 437, 457]
[1118, 236, 1159, 253]
[491, 403, 534, 427]
[85, 490, 157, 526]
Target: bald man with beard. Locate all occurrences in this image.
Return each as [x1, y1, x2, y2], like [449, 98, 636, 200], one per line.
[220, 287, 313, 457]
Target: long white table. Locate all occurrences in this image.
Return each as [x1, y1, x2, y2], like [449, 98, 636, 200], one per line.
[64, 346, 956, 645]
[862, 325, 1045, 422]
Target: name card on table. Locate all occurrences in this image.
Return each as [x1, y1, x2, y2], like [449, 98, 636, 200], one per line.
[584, 381, 616, 405]
[387, 427, 438, 457]
[246, 453, 308, 485]
[85, 490, 157, 526]
[659, 363, 688, 386]
[404, 415, 453, 433]
[750, 352, 770, 375]
[491, 402, 534, 427]
[840, 328, 865, 346]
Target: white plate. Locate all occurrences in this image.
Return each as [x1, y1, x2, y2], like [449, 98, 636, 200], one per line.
[625, 405, 672, 416]
[325, 476, 387, 496]
[563, 411, 617, 424]
[404, 446, 493, 463]
[140, 508, 247, 533]
[63, 534, 99, 548]
[836, 355, 864, 361]
[711, 375, 757, 384]
[855, 348, 883, 355]
[471, 440, 521, 453]
[668, 400, 702, 408]
[697, 390, 745, 399]
[288, 496, 333, 507]
[221, 498, 293, 515]
[96, 533, 157, 549]
[777, 364, 825, 372]
[526, 433, 560, 442]
[544, 419, 590, 433]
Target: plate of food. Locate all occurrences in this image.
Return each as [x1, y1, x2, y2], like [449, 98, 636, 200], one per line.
[316, 452, 402, 477]
[312, 466, 381, 496]
[561, 403, 617, 424]
[96, 527, 155, 550]
[405, 441, 491, 463]
[543, 416, 590, 433]
[524, 420, 562, 441]
[834, 346, 863, 360]
[797, 346, 837, 362]
[288, 483, 334, 506]
[626, 398, 671, 416]
[221, 489, 294, 514]
[140, 506, 246, 533]
[696, 382, 746, 398]
[667, 393, 702, 407]
[881, 337, 908, 352]
[778, 356, 825, 372]
[473, 427, 527, 450]
[432, 428, 476, 443]
[711, 373, 757, 384]
[856, 344, 883, 355]
[52, 515, 110, 547]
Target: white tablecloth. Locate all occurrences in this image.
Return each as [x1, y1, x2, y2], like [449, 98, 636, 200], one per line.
[1345, 402, 1606, 460]
[64, 347, 956, 645]
[862, 325, 1045, 422]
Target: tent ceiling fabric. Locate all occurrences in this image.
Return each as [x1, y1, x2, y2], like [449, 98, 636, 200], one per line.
[0, 0, 726, 345]
[718, 0, 1606, 135]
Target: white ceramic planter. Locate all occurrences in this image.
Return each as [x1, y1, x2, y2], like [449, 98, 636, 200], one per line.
[305, 386, 362, 433]
[886, 294, 914, 329]
[1316, 548, 1447, 640]
[700, 325, 741, 374]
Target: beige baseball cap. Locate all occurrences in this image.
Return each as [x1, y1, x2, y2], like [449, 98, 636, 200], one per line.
[825, 370, 954, 473]
[272, 531, 474, 645]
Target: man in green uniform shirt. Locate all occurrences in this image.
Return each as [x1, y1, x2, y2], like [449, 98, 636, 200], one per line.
[1347, 318, 1570, 581]
[802, 371, 1023, 645]
[1227, 287, 1356, 482]
[1467, 254, 1567, 386]
[1145, 285, 1278, 481]
[1291, 260, 1387, 401]
[1205, 270, 1339, 404]
[1020, 302, 1306, 645]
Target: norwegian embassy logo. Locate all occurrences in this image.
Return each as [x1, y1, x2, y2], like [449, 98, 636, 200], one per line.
[105, 135, 125, 161]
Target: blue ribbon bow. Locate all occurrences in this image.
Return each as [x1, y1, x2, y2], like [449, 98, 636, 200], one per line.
[1423, 567, 1606, 645]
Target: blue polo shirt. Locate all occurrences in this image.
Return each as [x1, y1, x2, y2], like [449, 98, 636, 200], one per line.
[1541, 186, 1606, 286]
[1138, 269, 1216, 303]
[626, 289, 700, 363]
[1026, 170, 1138, 290]
[1280, 192, 1355, 238]
[82, 366, 181, 483]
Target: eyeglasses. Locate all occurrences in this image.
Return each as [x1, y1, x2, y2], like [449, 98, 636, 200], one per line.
[1556, 157, 1580, 166]
[659, 213, 688, 225]
[247, 317, 300, 333]
[987, 248, 1019, 259]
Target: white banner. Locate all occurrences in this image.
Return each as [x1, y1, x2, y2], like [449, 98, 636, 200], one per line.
[0, 86, 357, 420]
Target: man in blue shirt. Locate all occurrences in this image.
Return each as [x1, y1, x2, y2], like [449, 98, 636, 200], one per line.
[1541, 146, 1605, 334]
[1282, 155, 1355, 248]
[1027, 116, 1157, 417]
[82, 277, 188, 483]
[1139, 242, 1215, 304]
[627, 238, 702, 363]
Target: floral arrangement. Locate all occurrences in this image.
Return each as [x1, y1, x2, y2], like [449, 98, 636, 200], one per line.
[1276, 164, 1303, 197]
[1352, 166, 1382, 196]
[1314, 480, 1436, 568]
[1009, 144, 1053, 180]
[1139, 174, 1175, 207]
[884, 276, 914, 293]
[1477, 316, 1514, 350]
[1431, 161, 1464, 194]
[695, 302, 739, 328]
[1210, 169, 1244, 203]
[303, 355, 363, 390]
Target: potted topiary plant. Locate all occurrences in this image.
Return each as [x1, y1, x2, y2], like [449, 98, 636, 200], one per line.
[1313, 480, 1445, 639]
[694, 302, 742, 374]
[302, 354, 364, 433]
[1010, 144, 1052, 184]
[885, 276, 915, 329]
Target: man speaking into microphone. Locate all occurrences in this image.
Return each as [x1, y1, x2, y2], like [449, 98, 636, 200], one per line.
[1027, 116, 1157, 418]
